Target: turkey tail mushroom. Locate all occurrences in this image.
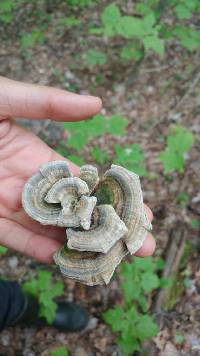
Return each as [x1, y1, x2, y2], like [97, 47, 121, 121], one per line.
[22, 161, 72, 226]
[95, 164, 152, 254]
[67, 205, 128, 253]
[22, 161, 152, 285]
[53, 241, 128, 286]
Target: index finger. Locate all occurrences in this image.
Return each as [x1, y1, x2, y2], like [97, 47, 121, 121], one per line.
[0, 76, 102, 122]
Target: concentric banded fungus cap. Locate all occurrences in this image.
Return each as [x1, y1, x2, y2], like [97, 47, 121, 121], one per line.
[22, 161, 152, 286]
[95, 165, 152, 254]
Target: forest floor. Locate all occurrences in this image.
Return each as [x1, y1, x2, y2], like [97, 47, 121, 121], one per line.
[0, 2, 200, 355]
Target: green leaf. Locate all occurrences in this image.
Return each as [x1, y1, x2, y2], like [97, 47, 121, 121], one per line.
[114, 144, 146, 176]
[0, 246, 8, 254]
[159, 278, 173, 288]
[67, 0, 96, 8]
[133, 256, 154, 271]
[160, 148, 184, 173]
[120, 44, 143, 61]
[138, 295, 148, 312]
[64, 114, 128, 150]
[59, 16, 81, 28]
[143, 35, 165, 56]
[167, 126, 194, 154]
[141, 272, 160, 292]
[136, 315, 158, 342]
[122, 280, 141, 304]
[103, 306, 125, 332]
[175, 26, 200, 51]
[38, 270, 52, 290]
[118, 16, 145, 38]
[48, 281, 64, 298]
[39, 297, 57, 324]
[84, 49, 107, 66]
[20, 29, 44, 50]
[101, 3, 121, 36]
[155, 258, 165, 270]
[55, 145, 69, 158]
[23, 270, 64, 324]
[143, 12, 156, 28]
[174, 332, 184, 345]
[175, 4, 192, 19]
[136, 3, 151, 15]
[191, 219, 200, 229]
[177, 192, 189, 206]
[91, 146, 108, 164]
[23, 278, 39, 297]
[106, 115, 128, 136]
[51, 346, 68, 356]
[68, 155, 86, 166]
[89, 27, 104, 35]
[118, 326, 140, 355]
[159, 125, 194, 173]
[0, 0, 16, 12]
[0, 12, 12, 23]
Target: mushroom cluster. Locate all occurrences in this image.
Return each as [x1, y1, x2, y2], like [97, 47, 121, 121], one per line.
[22, 161, 152, 286]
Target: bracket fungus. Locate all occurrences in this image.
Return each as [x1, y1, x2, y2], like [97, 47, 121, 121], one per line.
[22, 161, 152, 286]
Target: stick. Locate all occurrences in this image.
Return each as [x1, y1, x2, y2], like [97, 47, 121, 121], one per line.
[153, 223, 187, 313]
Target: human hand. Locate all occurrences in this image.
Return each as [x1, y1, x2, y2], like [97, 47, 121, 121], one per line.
[0, 76, 155, 263]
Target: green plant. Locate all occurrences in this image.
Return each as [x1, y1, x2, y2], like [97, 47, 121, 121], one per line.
[91, 146, 109, 165]
[23, 270, 64, 324]
[174, 332, 185, 345]
[90, 3, 164, 57]
[0, 0, 22, 24]
[84, 49, 107, 66]
[177, 192, 189, 206]
[0, 245, 8, 254]
[66, 0, 97, 8]
[191, 219, 200, 229]
[104, 257, 169, 355]
[89, 0, 200, 67]
[51, 346, 68, 356]
[68, 154, 86, 166]
[20, 28, 45, 50]
[59, 16, 81, 28]
[64, 114, 128, 150]
[114, 143, 146, 176]
[159, 125, 194, 174]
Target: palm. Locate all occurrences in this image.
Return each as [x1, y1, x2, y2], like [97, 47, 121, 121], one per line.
[0, 122, 74, 262]
[0, 76, 155, 262]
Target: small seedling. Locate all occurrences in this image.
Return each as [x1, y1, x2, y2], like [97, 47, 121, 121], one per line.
[177, 192, 189, 207]
[51, 346, 68, 356]
[23, 270, 64, 324]
[64, 114, 128, 150]
[0, 246, 8, 255]
[104, 257, 170, 355]
[91, 146, 108, 165]
[159, 125, 194, 174]
[114, 144, 146, 176]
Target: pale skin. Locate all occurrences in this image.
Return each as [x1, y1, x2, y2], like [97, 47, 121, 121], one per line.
[0, 76, 155, 264]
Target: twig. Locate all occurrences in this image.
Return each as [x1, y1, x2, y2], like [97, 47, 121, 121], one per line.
[142, 65, 169, 73]
[169, 71, 200, 116]
[153, 223, 187, 313]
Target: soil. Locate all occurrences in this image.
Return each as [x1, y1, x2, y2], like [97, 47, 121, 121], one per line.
[0, 2, 199, 355]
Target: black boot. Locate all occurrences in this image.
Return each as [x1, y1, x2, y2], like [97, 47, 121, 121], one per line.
[15, 294, 89, 332]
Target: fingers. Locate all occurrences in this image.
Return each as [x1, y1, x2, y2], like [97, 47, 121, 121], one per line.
[144, 204, 153, 222]
[0, 76, 102, 122]
[134, 204, 156, 257]
[0, 217, 61, 263]
[134, 233, 156, 257]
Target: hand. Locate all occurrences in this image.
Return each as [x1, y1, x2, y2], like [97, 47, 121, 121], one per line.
[0, 76, 155, 263]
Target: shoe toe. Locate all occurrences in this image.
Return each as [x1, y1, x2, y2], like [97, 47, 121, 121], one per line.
[53, 302, 89, 332]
